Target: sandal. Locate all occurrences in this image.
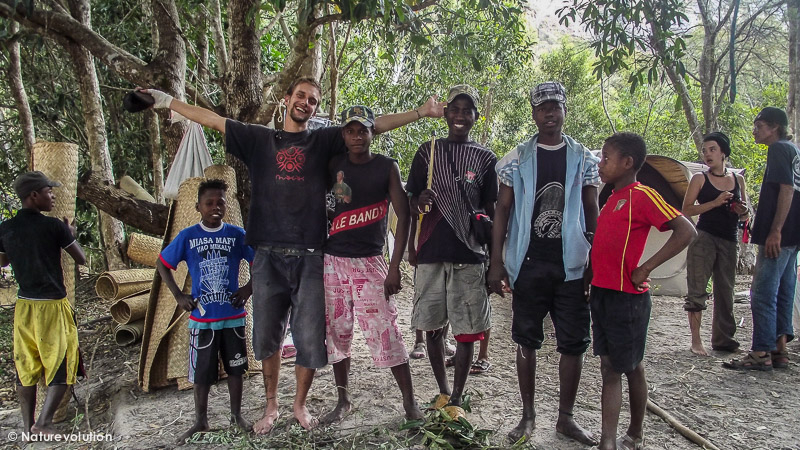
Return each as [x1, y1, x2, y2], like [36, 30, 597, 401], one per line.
[772, 350, 789, 369]
[469, 359, 491, 374]
[410, 342, 427, 359]
[616, 434, 644, 450]
[722, 352, 773, 371]
[281, 344, 296, 359]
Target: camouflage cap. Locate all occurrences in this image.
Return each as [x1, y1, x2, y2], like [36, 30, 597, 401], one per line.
[341, 105, 375, 127]
[530, 81, 567, 107]
[13, 171, 61, 199]
[446, 84, 480, 109]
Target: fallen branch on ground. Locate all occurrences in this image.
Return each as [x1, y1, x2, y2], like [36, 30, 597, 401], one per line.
[647, 399, 720, 450]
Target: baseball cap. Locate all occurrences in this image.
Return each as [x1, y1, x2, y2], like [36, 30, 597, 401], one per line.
[341, 105, 375, 127]
[13, 171, 62, 199]
[530, 82, 567, 108]
[446, 84, 480, 109]
[755, 106, 789, 127]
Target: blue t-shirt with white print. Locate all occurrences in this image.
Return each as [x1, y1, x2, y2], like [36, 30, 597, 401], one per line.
[159, 222, 254, 329]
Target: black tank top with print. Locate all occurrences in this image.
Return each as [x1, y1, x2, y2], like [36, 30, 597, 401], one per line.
[696, 172, 740, 242]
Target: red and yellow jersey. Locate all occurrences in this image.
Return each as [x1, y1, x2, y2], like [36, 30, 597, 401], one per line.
[592, 182, 682, 294]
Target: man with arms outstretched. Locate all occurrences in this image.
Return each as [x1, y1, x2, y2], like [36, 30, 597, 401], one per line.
[145, 79, 442, 432]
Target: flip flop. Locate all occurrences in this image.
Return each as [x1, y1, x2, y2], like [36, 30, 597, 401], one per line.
[469, 359, 491, 374]
[281, 344, 296, 359]
[410, 342, 426, 359]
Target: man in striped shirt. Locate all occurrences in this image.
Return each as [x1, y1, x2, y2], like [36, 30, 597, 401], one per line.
[406, 85, 497, 414]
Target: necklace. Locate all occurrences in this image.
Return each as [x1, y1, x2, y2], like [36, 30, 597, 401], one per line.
[709, 168, 728, 177]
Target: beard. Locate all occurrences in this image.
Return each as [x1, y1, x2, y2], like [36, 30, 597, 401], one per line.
[288, 105, 312, 124]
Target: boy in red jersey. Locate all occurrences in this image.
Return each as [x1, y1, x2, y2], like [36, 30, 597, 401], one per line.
[591, 133, 695, 449]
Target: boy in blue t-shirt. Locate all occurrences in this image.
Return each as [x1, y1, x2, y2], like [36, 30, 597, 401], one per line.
[157, 179, 254, 444]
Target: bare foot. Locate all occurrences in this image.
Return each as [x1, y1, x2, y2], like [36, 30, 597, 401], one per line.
[403, 399, 424, 421]
[29, 423, 60, 436]
[176, 420, 209, 444]
[320, 401, 352, 425]
[231, 413, 252, 432]
[253, 405, 279, 435]
[293, 403, 319, 430]
[508, 416, 535, 443]
[556, 415, 598, 446]
[690, 342, 709, 356]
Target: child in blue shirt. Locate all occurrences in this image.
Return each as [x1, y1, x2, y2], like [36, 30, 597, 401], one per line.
[157, 179, 254, 443]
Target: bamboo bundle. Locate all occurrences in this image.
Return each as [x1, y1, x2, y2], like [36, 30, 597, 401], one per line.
[110, 293, 149, 324]
[119, 175, 156, 203]
[95, 268, 154, 301]
[114, 320, 145, 346]
[126, 233, 162, 268]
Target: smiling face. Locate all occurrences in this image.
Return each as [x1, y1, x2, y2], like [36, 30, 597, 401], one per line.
[342, 121, 374, 155]
[284, 82, 320, 125]
[445, 96, 477, 142]
[532, 100, 565, 137]
[196, 188, 227, 228]
[701, 140, 726, 171]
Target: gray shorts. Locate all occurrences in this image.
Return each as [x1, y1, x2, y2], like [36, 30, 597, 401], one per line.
[251, 247, 327, 369]
[411, 262, 491, 336]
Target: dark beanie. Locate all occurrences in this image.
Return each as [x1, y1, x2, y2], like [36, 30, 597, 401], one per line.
[755, 106, 789, 127]
[703, 131, 731, 157]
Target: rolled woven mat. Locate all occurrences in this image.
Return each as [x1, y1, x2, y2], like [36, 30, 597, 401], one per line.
[119, 175, 156, 203]
[114, 320, 144, 346]
[126, 233, 162, 268]
[33, 141, 78, 307]
[202, 165, 261, 372]
[95, 268, 155, 301]
[110, 292, 149, 324]
[139, 177, 203, 391]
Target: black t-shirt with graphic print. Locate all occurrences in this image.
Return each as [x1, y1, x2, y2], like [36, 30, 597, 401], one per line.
[325, 154, 396, 258]
[751, 140, 800, 247]
[225, 120, 346, 249]
[526, 143, 567, 263]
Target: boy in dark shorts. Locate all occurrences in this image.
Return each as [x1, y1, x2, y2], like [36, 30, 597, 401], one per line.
[591, 133, 695, 449]
[490, 81, 598, 445]
[321, 106, 423, 424]
[157, 179, 254, 443]
[0, 171, 86, 436]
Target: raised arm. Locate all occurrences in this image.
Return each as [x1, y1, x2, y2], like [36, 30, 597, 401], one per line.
[373, 96, 445, 134]
[142, 89, 227, 133]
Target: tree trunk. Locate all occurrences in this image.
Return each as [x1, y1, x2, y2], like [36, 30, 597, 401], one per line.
[77, 171, 169, 236]
[67, 0, 126, 270]
[5, 22, 35, 165]
[145, 109, 164, 204]
[327, 21, 339, 120]
[789, 0, 800, 137]
[698, 17, 719, 134]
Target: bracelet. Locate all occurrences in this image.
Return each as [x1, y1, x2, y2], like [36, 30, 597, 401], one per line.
[414, 109, 422, 119]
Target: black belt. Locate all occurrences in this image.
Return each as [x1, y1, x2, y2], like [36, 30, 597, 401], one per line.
[261, 245, 321, 256]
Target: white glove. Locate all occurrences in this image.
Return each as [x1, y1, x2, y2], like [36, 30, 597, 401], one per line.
[145, 89, 173, 109]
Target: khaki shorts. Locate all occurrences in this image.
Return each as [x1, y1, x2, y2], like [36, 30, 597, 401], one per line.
[411, 262, 491, 336]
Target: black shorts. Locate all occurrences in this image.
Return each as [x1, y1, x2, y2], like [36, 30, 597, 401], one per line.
[511, 259, 591, 355]
[188, 326, 248, 385]
[590, 286, 651, 374]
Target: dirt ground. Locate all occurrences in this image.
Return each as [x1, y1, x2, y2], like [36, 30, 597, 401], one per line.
[1, 272, 800, 449]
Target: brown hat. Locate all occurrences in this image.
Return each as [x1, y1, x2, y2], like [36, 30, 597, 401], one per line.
[13, 171, 61, 199]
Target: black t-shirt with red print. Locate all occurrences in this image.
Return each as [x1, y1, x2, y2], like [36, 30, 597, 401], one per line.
[225, 119, 346, 249]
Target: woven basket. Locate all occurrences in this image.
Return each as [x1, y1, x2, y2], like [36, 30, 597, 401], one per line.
[33, 141, 78, 307]
[139, 177, 203, 391]
[110, 292, 149, 324]
[114, 320, 145, 346]
[95, 269, 154, 301]
[126, 233, 162, 268]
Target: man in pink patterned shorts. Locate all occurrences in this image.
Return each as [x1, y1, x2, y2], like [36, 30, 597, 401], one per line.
[321, 106, 424, 424]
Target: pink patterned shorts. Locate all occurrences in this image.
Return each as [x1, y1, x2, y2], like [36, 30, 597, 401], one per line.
[324, 254, 409, 368]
